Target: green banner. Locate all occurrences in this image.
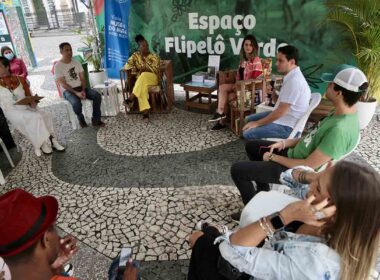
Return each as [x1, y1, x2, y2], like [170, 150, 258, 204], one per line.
[128, 0, 353, 92]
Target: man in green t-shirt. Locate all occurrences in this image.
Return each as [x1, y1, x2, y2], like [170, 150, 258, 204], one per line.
[230, 65, 368, 221]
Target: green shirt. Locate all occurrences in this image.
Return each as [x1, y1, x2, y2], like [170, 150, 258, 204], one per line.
[287, 113, 359, 161]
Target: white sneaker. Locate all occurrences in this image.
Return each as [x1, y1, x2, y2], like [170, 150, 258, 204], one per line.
[51, 138, 65, 152]
[40, 141, 52, 155]
[34, 148, 42, 157]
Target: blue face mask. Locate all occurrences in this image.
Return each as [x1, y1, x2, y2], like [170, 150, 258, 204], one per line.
[4, 53, 14, 60]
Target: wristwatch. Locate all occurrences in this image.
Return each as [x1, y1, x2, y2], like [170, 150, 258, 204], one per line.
[269, 212, 285, 230]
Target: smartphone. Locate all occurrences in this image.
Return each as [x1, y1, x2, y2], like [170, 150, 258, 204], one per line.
[259, 146, 271, 157]
[119, 247, 133, 270]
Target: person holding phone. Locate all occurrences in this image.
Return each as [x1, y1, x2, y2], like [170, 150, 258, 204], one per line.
[230, 65, 368, 221]
[0, 56, 65, 157]
[188, 161, 380, 280]
[0, 189, 139, 280]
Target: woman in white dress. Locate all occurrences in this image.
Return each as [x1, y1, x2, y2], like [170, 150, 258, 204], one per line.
[0, 56, 65, 157]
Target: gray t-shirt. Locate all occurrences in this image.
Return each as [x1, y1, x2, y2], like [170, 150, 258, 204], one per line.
[54, 60, 84, 89]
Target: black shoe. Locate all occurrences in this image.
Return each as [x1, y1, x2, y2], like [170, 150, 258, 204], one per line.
[92, 120, 106, 127]
[79, 121, 88, 128]
[209, 112, 226, 122]
[230, 212, 241, 223]
[123, 98, 134, 109]
[211, 122, 227, 131]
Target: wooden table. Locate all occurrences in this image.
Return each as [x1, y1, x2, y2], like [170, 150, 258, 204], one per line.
[181, 83, 217, 112]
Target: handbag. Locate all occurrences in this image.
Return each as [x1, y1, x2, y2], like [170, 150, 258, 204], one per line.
[217, 256, 250, 280]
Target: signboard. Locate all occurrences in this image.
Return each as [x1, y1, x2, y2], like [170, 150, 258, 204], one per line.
[104, 0, 130, 79]
[128, 0, 353, 91]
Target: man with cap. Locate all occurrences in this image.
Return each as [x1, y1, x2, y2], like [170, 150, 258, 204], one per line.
[229, 64, 368, 221]
[0, 189, 138, 280]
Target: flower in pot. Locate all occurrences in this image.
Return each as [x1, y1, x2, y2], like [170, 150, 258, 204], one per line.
[326, 0, 380, 128]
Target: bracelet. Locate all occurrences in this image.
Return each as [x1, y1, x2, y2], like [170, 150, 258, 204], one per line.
[268, 154, 275, 161]
[259, 218, 273, 238]
[262, 217, 274, 237]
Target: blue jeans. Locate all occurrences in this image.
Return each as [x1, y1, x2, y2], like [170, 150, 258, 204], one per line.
[243, 111, 293, 140]
[63, 88, 102, 124]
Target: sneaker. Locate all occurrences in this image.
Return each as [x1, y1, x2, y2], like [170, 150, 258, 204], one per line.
[209, 112, 226, 122]
[51, 138, 65, 152]
[196, 220, 228, 234]
[211, 122, 227, 131]
[34, 148, 42, 157]
[79, 121, 88, 128]
[230, 212, 241, 224]
[92, 120, 106, 127]
[40, 141, 52, 155]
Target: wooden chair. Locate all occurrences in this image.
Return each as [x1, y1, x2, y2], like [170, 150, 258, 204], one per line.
[120, 60, 174, 113]
[216, 58, 281, 135]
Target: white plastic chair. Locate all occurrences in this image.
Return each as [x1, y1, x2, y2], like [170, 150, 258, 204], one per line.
[266, 92, 322, 141]
[0, 137, 15, 185]
[271, 134, 361, 192]
[62, 100, 93, 130]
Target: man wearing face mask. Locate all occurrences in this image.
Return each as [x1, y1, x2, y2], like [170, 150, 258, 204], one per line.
[1, 47, 28, 82]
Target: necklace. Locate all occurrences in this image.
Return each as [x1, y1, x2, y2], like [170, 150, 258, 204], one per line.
[0, 76, 20, 101]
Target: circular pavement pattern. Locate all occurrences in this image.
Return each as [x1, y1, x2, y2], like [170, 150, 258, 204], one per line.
[97, 108, 238, 156]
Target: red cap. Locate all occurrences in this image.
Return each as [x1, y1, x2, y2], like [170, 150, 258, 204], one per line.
[0, 189, 58, 257]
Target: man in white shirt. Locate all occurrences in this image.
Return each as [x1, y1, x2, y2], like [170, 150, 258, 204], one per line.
[242, 45, 311, 139]
[54, 42, 104, 128]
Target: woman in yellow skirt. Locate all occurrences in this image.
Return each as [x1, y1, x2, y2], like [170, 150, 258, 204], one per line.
[124, 34, 160, 119]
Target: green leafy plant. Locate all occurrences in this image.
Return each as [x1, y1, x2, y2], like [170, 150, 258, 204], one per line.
[76, 30, 104, 72]
[326, 0, 380, 101]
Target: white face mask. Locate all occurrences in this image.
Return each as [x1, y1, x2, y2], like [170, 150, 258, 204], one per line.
[4, 53, 14, 60]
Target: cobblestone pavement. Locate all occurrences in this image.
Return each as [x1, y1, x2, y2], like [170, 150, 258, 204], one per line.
[0, 35, 379, 279]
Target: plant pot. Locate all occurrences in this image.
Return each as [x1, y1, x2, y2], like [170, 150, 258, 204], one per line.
[89, 70, 106, 87]
[356, 98, 377, 129]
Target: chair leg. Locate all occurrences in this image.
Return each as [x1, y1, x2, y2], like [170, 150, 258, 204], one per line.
[0, 168, 5, 185]
[150, 92, 156, 112]
[0, 139, 15, 168]
[64, 101, 79, 130]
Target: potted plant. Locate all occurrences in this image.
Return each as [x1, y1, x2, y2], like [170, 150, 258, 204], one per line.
[79, 31, 106, 87]
[326, 0, 380, 129]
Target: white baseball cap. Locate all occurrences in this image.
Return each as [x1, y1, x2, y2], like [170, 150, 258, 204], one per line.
[321, 64, 368, 92]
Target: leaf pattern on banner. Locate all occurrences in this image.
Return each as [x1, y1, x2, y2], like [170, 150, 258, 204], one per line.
[171, 0, 192, 22]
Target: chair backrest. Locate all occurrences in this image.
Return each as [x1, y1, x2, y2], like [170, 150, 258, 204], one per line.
[51, 61, 63, 98]
[288, 92, 321, 139]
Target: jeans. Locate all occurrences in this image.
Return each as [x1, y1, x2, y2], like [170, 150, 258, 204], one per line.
[63, 88, 102, 124]
[230, 139, 288, 205]
[243, 111, 293, 140]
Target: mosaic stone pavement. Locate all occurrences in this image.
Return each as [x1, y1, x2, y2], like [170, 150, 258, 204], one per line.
[1, 34, 380, 279]
[97, 108, 238, 156]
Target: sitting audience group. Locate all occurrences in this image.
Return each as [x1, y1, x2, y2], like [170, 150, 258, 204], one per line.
[1, 33, 379, 280]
